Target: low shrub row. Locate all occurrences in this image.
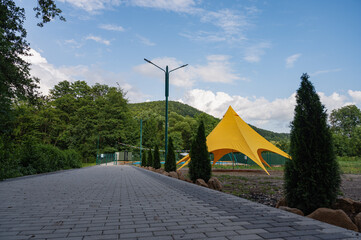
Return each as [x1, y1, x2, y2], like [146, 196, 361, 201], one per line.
[0, 142, 82, 180]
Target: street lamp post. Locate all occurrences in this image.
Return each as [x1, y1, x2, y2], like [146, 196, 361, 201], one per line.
[144, 58, 188, 163]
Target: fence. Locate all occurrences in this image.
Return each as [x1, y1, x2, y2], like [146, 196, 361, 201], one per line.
[215, 151, 289, 166]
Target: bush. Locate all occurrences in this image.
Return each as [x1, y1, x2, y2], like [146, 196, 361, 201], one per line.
[64, 149, 82, 168]
[153, 145, 161, 169]
[189, 121, 211, 182]
[165, 137, 176, 172]
[147, 148, 153, 167]
[284, 73, 340, 215]
[141, 150, 146, 167]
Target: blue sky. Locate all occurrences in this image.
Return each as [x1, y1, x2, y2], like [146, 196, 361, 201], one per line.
[18, 0, 361, 133]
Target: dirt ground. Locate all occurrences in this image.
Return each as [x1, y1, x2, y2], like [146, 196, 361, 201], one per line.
[179, 169, 361, 207]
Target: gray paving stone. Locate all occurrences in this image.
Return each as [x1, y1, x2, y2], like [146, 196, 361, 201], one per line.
[1, 165, 360, 240]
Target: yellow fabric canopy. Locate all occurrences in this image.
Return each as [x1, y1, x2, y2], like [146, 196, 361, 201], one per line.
[177, 106, 291, 175]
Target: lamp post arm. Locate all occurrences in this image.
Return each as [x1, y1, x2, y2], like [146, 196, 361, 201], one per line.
[169, 64, 188, 73]
[144, 58, 165, 72]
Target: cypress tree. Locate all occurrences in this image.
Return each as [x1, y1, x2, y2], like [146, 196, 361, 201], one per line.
[153, 145, 161, 169]
[189, 121, 211, 182]
[141, 150, 146, 167]
[147, 149, 153, 167]
[284, 73, 340, 215]
[165, 137, 176, 172]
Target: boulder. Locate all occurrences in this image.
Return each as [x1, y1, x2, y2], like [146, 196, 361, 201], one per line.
[196, 179, 208, 188]
[333, 198, 355, 215]
[355, 213, 361, 233]
[354, 201, 361, 214]
[207, 177, 223, 191]
[279, 206, 304, 216]
[307, 208, 358, 232]
[169, 171, 179, 179]
[185, 179, 193, 183]
[155, 169, 164, 174]
[276, 197, 287, 208]
[176, 171, 186, 181]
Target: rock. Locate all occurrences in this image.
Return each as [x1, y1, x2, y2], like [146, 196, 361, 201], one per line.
[276, 197, 287, 208]
[207, 177, 223, 191]
[334, 198, 355, 215]
[169, 171, 178, 179]
[355, 213, 361, 232]
[195, 179, 208, 188]
[162, 172, 170, 177]
[155, 169, 164, 174]
[185, 179, 192, 183]
[279, 206, 304, 216]
[307, 208, 358, 232]
[354, 201, 361, 214]
[177, 171, 186, 181]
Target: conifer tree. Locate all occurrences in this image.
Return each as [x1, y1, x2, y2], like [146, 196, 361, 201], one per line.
[153, 145, 161, 169]
[284, 73, 340, 215]
[147, 149, 153, 167]
[165, 137, 176, 172]
[189, 121, 211, 182]
[141, 150, 146, 167]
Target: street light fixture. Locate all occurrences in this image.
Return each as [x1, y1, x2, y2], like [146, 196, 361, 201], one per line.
[144, 58, 188, 163]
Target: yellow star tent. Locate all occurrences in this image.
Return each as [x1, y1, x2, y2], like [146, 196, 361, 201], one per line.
[177, 106, 291, 175]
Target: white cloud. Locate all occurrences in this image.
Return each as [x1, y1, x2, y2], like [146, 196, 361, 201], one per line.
[181, 89, 361, 133]
[310, 68, 342, 76]
[22, 49, 145, 101]
[127, 0, 197, 13]
[133, 55, 243, 88]
[286, 53, 301, 68]
[348, 90, 361, 103]
[99, 24, 124, 31]
[136, 35, 156, 46]
[86, 35, 111, 45]
[58, 0, 121, 13]
[244, 42, 271, 63]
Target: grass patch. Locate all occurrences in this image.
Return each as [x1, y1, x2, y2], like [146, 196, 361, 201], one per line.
[82, 162, 96, 168]
[338, 156, 361, 174]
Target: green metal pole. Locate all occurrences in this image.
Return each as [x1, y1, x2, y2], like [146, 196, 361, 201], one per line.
[96, 135, 99, 165]
[165, 66, 169, 164]
[140, 119, 143, 164]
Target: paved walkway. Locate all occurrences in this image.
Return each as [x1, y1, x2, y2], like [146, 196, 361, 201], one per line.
[0, 165, 360, 240]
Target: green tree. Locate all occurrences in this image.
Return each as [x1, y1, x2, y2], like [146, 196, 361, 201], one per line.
[189, 121, 211, 182]
[284, 73, 340, 215]
[165, 137, 176, 172]
[153, 145, 161, 169]
[330, 105, 361, 137]
[147, 149, 153, 167]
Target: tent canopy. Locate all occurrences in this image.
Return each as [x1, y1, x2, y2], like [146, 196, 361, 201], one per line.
[177, 106, 291, 175]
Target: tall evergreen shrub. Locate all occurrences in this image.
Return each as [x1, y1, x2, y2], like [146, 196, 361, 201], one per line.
[189, 121, 211, 182]
[165, 137, 176, 172]
[147, 149, 153, 167]
[141, 150, 146, 167]
[284, 73, 340, 215]
[153, 145, 161, 169]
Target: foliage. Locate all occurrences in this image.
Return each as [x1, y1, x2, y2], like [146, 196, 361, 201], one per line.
[284, 73, 340, 215]
[63, 149, 82, 169]
[153, 145, 161, 169]
[165, 137, 176, 172]
[33, 0, 66, 27]
[189, 121, 211, 182]
[337, 156, 361, 174]
[147, 149, 153, 167]
[330, 105, 361, 157]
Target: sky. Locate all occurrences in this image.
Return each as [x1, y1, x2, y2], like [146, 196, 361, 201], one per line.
[17, 0, 361, 133]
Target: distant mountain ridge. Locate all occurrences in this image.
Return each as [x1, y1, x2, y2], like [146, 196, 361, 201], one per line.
[129, 101, 289, 141]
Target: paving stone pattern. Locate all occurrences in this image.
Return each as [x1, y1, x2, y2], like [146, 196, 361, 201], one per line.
[0, 165, 360, 240]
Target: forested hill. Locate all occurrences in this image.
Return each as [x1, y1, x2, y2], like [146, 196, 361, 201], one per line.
[129, 101, 290, 142]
